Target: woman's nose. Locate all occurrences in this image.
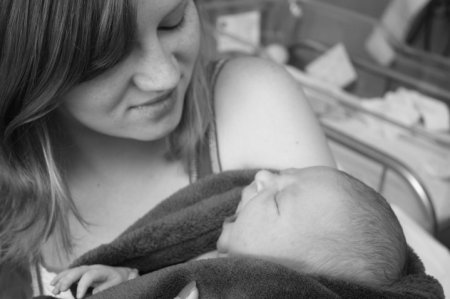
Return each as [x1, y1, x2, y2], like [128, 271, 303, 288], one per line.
[132, 43, 180, 92]
[254, 170, 277, 191]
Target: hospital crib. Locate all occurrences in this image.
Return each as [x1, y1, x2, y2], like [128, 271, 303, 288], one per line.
[200, 0, 450, 237]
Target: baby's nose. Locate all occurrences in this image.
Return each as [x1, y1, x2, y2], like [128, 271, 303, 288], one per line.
[254, 170, 277, 191]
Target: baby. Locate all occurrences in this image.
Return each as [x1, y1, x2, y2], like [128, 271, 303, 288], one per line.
[51, 166, 407, 298]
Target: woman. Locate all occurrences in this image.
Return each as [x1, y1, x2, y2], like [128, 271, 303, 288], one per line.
[0, 0, 335, 297]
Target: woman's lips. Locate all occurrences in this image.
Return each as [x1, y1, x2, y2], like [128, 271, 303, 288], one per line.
[131, 89, 176, 109]
[129, 89, 178, 119]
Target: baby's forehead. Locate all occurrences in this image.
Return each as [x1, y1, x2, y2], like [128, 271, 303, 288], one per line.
[278, 169, 351, 206]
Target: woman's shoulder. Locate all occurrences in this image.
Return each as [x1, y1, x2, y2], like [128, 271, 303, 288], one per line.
[213, 55, 296, 98]
[213, 55, 305, 121]
[212, 56, 335, 170]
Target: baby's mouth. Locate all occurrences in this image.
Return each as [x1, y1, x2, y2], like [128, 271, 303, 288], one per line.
[223, 214, 238, 223]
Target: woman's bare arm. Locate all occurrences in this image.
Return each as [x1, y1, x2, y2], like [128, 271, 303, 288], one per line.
[214, 56, 336, 171]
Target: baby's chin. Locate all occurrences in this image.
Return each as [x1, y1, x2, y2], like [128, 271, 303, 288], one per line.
[216, 224, 232, 253]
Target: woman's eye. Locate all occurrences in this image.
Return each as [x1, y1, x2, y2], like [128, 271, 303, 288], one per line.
[159, 13, 186, 31]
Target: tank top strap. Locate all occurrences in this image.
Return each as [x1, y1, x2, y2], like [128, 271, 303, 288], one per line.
[190, 59, 229, 182]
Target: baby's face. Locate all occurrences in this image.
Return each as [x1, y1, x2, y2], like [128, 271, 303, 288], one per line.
[217, 166, 345, 263]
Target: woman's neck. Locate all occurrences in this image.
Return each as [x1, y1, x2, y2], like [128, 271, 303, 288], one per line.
[58, 116, 173, 181]
[43, 115, 190, 270]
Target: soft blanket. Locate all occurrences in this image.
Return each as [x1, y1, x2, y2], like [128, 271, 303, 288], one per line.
[37, 169, 444, 299]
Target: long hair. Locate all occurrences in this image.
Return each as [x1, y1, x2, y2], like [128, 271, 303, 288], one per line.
[0, 0, 213, 266]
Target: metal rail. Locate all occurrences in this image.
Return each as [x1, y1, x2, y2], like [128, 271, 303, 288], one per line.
[323, 124, 438, 235]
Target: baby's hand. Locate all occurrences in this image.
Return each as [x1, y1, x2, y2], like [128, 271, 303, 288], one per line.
[50, 265, 138, 298]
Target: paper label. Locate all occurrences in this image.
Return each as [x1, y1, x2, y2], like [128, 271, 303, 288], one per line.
[305, 43, 357, 89]
[216, 11, 261, 54]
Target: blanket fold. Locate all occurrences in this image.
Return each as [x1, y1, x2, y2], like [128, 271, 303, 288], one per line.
[38, 169, 444, 299]
[70, 169, 257, 273]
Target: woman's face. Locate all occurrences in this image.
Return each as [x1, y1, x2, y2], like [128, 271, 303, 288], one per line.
[59, 0, 201, 141]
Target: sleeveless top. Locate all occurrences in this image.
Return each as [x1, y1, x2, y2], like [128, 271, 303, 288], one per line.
[190, 58, 228, 181]
[31, 59, 228, 298]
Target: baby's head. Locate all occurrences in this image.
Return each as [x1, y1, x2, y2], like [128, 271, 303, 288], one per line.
[217, 166, 407, 287]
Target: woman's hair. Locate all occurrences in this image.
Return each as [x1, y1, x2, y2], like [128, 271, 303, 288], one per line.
[0, 0, 213, 265]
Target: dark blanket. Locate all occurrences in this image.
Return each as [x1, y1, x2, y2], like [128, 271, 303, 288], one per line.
[39, 169, 444, 299]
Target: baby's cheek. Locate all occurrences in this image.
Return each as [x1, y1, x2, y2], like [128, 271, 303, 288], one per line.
[225, 234, 259, 257]
[217, 232, 247, 257]
[237, 194, 253, 214]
